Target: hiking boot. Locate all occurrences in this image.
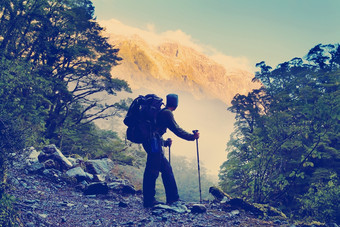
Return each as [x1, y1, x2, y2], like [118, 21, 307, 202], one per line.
[167, 199, 185, 206]
[143, 199, 164, 208]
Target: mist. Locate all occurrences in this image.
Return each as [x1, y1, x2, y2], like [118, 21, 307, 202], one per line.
[129, 88, 235, 178]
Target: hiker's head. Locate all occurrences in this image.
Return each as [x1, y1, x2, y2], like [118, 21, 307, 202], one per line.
[166, 94, 178, 110]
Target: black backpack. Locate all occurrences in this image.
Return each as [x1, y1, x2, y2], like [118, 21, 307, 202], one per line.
[123, 94, 164, 143]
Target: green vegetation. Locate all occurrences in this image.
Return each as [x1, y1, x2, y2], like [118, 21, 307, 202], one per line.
[0, 194, 20, 227]
[219, 44, 340, 223]
[0, 0, 133, 225]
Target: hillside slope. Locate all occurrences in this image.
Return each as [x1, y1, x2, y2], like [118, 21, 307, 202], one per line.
[108, 34, 259, 104]
[7, 147, 286, 226]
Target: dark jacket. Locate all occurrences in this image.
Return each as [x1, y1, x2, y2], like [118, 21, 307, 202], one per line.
[156, 108, 195, 141]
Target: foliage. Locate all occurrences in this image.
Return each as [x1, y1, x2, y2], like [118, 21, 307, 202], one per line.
[0, 116, 26, 190]
[58, 111, 136, 165]
[298, 175, 340, 223]
[0, 57, 49, 145]
[0, 0, 131, 144]
[0, 116, 25, 227]
[0, 1, 132, 224]
[219, 43, 340, 222]
[0, 193, 20, 227]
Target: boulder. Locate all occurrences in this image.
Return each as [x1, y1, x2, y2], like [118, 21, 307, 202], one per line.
[84, 182, 109, 195]
[26, 147, 40, 165]
[67, 157, 83, 167]
[44, 159, 56, 169]
[208, 186, 287, 220]
[209, 186, 232, 202]
[226, 198, 264, 215]
[108, 181, 137, 195]
[27, 162, 44, 173]
[85, 158, 114, 175]
[42, 169, 63, 183]
[93, 174, 106, 182]
[66, 167, 93, 182]
[38, 145, 73, 171]
[190, 204, 207, 213]
[253, 203, 287, 220]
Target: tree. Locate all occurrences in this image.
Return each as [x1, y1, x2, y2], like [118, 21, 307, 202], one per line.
[219, 44, 340, 222]
[0, 0, 131, 144]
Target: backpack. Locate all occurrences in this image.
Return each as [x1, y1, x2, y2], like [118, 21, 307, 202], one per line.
[123, 94, 164, 143]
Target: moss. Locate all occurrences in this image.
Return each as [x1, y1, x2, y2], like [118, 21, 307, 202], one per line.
[253, 203, 287, 220]
[209, 186, 232, 201]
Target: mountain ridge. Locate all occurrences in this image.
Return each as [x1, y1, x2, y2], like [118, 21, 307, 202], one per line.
[107, 34, 259, 104]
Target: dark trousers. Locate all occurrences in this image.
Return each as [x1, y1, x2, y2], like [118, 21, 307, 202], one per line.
[142, 141, 179, 205]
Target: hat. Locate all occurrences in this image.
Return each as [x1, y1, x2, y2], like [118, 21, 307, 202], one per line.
[166, 94, 178, 108]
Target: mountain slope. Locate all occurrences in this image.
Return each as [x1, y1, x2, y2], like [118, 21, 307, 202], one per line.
[7, 146, 286, 226]
[108, 35, 259, 104]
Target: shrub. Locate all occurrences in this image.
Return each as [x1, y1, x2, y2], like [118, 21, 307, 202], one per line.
[298, 176, 340, 223]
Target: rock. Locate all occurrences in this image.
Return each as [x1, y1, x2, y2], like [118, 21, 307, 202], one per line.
[154, 203, 189, 213]
[93, 219, 102, 225]
[75, 180, 88, 191]
[253, 203, 287, 220]
[93, 174, 106, 182]
[190, 204, 207, 213]
[66, 167, 92, 182]
[26, 147, 40, 164]
[44, 159, 56, 169]
[121, 184, 137, 194]
[85, 158, 114, 175]
[119, 201, 128, 207]
[229, 209, 240, 218]
[38, 213, 48, 219]
[152, 209, 164, 215]
[209, 186, 232, 202]
[108, 182, 136, 194]
[226, 198, 263, 216]
[27, 161, 45, 173]
[67, 157, 83, 167]
[38, 144, 73, 171]
[84, 182, 109, 195]
[43, 169, 63, 182]
[86, 172, 94, 181]
[328, 224, 339, 227]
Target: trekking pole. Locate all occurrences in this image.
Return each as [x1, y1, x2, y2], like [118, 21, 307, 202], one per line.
[193, 130, 202, 203]
[166, 138, 171, 165]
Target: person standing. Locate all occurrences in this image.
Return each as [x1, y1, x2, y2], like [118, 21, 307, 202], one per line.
[142, 93, 199, 208]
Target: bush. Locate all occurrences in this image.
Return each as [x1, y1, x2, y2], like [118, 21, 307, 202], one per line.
[0, 193, 20, 227]
[298, 176, 340, 223]
[0, 117, 25, 187]
[0, 117, 26, 226]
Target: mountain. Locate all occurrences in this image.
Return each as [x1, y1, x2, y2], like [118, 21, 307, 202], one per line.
[108, 34, 259, 104]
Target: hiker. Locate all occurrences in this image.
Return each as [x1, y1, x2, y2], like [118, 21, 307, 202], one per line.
[143, 93, 200, 208]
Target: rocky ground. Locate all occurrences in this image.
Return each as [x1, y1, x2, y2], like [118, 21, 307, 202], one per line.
[6, 146, 289, 227]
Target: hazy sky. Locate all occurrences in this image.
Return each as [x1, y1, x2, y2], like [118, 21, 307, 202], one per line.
[92, 0, 339, 177]
[92, 0, 340, 68]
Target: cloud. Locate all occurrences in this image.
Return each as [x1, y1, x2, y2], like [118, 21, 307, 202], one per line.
[99, 18, 252, 72]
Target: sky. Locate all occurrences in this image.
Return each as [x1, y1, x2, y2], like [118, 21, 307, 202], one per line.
[92, 0, 340, 69]
[91, 0, 340, 177]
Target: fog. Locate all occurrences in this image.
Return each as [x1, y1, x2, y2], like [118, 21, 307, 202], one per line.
[129, 89, 235, 178]
[96, 86, 236, 179]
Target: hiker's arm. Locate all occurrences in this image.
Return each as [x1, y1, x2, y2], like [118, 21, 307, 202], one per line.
[164, 111, 195, 141]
